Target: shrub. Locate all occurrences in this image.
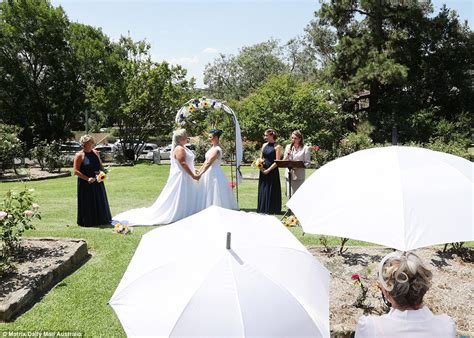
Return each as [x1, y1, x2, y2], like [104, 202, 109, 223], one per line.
[113, 150, 127, 164]
[31, 140, 64, 172]
[0, 124, 24, 174]
[0, 188, 40, 274]
[337, 121, 375, 158]
[193, 138, 209, 164]
[404, 137, 471, 161]
[425, 138, 471, 160]
[311, 145, 334, 168]
[242, 141, 260, 164]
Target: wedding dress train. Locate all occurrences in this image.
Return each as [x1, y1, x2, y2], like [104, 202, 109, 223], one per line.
[112, 147, 200, 226]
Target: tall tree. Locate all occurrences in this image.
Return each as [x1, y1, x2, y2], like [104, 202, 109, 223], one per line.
[0, 0, 82, 147]
[204, 40, 288, 100]
[314, 0, 473, 143]
[237, 74, 344, 149]
[88, 36, 193, 160]
[68, 22, 125, 132]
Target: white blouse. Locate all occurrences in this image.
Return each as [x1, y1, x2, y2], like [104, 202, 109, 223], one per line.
[355, 306, 456, 338]
[283, 144, 311, 181]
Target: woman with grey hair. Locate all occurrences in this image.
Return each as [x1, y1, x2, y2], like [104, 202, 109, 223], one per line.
[355, 251, 455, 337]
[113, 129, 201, 225]
[74, 134, 112, 226]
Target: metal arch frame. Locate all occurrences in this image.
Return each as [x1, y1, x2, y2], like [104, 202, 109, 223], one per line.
[175, 98, 243, 204]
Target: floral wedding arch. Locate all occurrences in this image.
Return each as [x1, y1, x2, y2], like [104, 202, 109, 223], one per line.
[175, 97, 243, 201]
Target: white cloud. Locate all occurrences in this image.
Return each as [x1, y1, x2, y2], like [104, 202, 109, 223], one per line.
[169, 56, 200, 66]
[202, 47, 218, 54]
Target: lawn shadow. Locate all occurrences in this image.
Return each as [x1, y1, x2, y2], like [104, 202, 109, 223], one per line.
[238, 208, 286, 217]
[84, 223, 114, 229]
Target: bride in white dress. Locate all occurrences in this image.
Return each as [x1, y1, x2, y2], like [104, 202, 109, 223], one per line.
[198, 129, 238, 210]
[112, 129, 201, 226]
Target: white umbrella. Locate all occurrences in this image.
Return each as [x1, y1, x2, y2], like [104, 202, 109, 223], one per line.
[287, 146, 474, 251]
[110, 205, 330, 337]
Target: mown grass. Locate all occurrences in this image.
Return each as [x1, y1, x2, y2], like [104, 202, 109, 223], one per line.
[0, 163, 443, 335]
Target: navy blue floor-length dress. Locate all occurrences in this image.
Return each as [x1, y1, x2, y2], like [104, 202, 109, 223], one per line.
[257, 143, 282, 214]
[77, 151, 112, 227]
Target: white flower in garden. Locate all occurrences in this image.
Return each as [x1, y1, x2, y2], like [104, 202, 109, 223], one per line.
[24, 210, 34, 217]
[28, 188, 35, 192]
[32, 203, 40, 210]
[0, 211, 7, 221]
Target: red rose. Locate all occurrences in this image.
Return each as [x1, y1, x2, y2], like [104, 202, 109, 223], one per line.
[351, 274, 360, 280]
[312, 145, 320, 151]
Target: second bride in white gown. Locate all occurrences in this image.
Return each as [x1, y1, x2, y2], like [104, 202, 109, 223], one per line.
[198, 129, 238, 210]
[112, 129, 201, 226]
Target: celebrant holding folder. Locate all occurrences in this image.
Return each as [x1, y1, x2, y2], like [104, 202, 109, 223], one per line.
[283, 130, 311, 197]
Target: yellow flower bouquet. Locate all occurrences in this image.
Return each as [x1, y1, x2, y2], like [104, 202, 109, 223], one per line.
[283, 215, 299, 227]
[252, 158, 264, 170]
[114, 223, 132, 235]
[96, 171, 107, 183]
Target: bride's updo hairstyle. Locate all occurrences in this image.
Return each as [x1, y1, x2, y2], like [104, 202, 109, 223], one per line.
[378, 251, 432, 309]
[172, 129, 187, 147]
[209, 129, 223, 138]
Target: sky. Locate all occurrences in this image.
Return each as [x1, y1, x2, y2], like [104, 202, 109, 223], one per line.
[51, 0, 473, 87]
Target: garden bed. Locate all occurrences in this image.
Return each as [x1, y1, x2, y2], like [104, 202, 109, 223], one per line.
[0, 238, 89, 322]
[0, 167, 71, 183]
[310, 246, 473, 337]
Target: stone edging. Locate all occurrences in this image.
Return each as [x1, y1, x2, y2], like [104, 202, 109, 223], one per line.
[0, 171, 71, 183]
[0, 238, 89, 322]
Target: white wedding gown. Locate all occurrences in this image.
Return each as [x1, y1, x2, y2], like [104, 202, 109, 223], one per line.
[112, 146, 200, 226]
[199, 146, 238, 210]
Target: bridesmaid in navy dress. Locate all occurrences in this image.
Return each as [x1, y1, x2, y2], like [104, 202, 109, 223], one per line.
[73, 135, 112, 227]
[257, 129, 282, 214]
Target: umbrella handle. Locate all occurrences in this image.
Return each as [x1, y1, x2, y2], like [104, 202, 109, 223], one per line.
[226, 232, 231, 250]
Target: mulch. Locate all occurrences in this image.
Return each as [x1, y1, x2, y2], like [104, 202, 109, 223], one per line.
[310, 246, 474, 336]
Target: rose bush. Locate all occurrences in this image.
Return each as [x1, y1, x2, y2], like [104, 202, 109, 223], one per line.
[0, 188, 41, 273]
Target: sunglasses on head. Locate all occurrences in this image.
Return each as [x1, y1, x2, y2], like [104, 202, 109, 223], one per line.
[380, 289, 392, 308]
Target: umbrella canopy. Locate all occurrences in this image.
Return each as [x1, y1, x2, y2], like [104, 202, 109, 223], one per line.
[287, 146, 474, 251]
[110, 206, 330, 337]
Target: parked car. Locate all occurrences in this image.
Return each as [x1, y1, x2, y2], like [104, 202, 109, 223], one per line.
[159, 144, 173, 160]
[138, 143, 159, 161]
[159, 143, 195, 161]
[59, 141, 81, 164]
[60, 141, 81, 153]
[95, 144, 116, 162]
[113, 139, 156, 160]
[114, 139, 144, 151]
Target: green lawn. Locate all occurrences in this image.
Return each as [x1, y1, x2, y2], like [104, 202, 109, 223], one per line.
[0, 164, 440, 335]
